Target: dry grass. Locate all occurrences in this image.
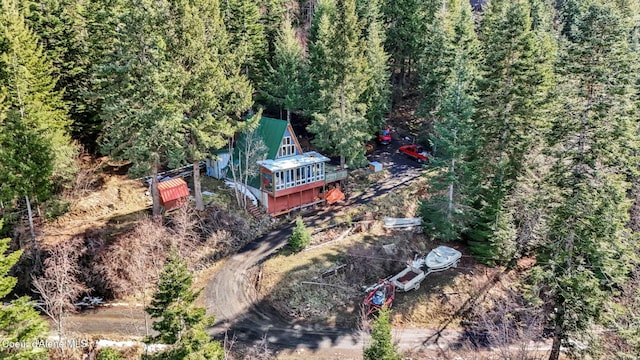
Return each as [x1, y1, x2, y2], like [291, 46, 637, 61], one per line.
[258, 224, 481, 329]
[260, 237, 361, 326]
[42, 175, 150, 246]
[362, 177, 427, 219]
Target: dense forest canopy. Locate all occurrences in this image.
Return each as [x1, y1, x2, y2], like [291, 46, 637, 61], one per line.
[0, 0, 639, 358]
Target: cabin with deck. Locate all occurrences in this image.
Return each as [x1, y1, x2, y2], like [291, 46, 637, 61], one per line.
[207, 117, 347, 215]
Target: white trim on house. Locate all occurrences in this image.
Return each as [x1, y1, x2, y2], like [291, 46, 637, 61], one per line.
[258, 151, 329, 172]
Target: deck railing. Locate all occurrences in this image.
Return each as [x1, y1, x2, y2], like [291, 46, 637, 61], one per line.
[325, 166, 348, 184]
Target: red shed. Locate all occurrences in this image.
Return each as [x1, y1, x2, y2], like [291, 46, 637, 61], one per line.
[158, 178, 189, 211]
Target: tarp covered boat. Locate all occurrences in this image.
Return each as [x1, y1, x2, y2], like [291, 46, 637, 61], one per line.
[425, 245, 462, 271]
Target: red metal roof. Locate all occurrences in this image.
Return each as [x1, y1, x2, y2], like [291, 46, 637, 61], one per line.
[158, 178, 190, 203]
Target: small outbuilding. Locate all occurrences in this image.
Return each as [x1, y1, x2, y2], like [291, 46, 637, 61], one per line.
[158, 178, 189, 212]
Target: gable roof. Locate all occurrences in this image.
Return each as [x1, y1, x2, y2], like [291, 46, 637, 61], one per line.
[255, 116, 288, 160]
[237, 116, 302, 160]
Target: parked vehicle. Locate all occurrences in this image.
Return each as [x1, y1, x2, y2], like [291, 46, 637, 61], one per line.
[378, 126, 392, 145]
[389, 264, 426, 291]
[389, 246, 462, 292]
[363, 280, 396, 316]
[398, 144, 429, 163]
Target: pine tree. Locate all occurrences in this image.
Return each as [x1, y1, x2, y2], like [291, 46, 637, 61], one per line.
[0, 222, 49, 360]
[306, 0, 338, 114]
[96, 0, 185, 216]
[23, 0, 97, 150]
[166, 0, 253, 211]
[466, 0, 555, 262]
[288, 217, 311, 252]
[0, 0, 76, 184]
[307, 0, 371, 167]
[262, 18, 306, 123]
[82, 0, 125, 152]
[417, 0, 453, 119]
[144, 252, 224, 360]
[381, 0, 426, 94]
[419, 0, 480, 242]
[535, 3, 640, 359]
[363, 307, 401, 360]
[260, 0, 288, 58]
[361, 0, 390, 132]
[0, 0, 74, 246]
[222, 0, 266, 81]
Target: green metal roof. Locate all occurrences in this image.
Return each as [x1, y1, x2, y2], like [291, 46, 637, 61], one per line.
[234, 116, 289, 161]
[256, 116, 289, 160]
[231, 116, 289, 190]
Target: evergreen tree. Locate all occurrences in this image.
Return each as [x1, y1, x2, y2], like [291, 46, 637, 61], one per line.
[307, 0, 371, 167]
[96, 0, 185, 216]
[0, 0, 75, 184]
[288, 217, 311, 252]
[466, 0, 555, 262]
[419, 0, 480, 242]
[361, 0, 391, 132]
[23, 0, 97, 150]
[167, 0, 252, 211]
[0, 222, 49, 360]
[363, 307, 401, 360]
[262, 18, 306, 123]
[381, 0, 426, 94]
[306, 0, 337, 114]
[222, 0, 266, 81]
[82, 0, 125, 151]
[145, 252, 224, 360]
[534, 3, 640, 359]
[417, 0, 453, 119]
[260, 0, 288, 58]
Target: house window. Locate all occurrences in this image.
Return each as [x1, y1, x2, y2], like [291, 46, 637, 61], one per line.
[262, 173, 273, 193]
[272, 163, 326, 192]
[296, 167, 303, 185]
[278, 136, 296, 158]
[275, 172, 285, 190]
[286, 169, 295, 188]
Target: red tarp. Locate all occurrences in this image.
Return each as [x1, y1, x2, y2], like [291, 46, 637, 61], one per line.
[158, 178, 189, 203]
[325, 188, 345, 205]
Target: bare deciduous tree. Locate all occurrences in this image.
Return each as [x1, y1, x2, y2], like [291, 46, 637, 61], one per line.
[229, 114, 267, 210]
[168, 204, 200, 259]
[95, 217, 168, 336]
[33, 237, 89, 339]
[471, 289, 547, 360]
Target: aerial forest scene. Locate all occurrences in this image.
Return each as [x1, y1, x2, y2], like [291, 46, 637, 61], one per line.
[1, 0, 640, 359]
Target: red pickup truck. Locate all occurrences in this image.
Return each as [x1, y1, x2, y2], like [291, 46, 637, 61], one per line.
[399, 144, 429, 163]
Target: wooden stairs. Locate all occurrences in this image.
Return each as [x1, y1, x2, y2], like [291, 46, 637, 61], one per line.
[246, 198, 263, 218]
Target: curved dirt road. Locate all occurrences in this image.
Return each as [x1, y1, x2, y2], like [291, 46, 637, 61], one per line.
[204, 156, 425, 357]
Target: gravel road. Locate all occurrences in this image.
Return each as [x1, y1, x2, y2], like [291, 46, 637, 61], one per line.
[204, 145, 425, 354]
[68, 139, 436, 357]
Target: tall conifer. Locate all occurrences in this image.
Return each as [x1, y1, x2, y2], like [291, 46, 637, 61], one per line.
[144, 252, 224, 359]
[308, 0, 371, 167]
[536, 3, 640, 358]
[96, 0, 185, 216]
[466, 0, 554, 262]
[419, 0, 480, 242]
[263, 18, 306, 123]
[0, 222, 49, 360]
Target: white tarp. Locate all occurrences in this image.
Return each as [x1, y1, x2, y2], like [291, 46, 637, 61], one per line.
[382, 217, 423, 228]
[224, 180, 258, 206]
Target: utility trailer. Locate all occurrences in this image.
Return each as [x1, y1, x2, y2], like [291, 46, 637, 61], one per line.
[389, 246, 462, 292]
